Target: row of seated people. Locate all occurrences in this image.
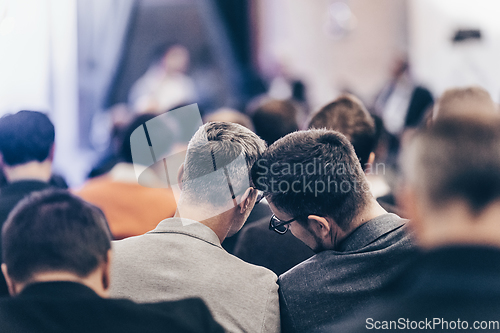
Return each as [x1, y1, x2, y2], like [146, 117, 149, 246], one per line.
[0, 85, 498, 332]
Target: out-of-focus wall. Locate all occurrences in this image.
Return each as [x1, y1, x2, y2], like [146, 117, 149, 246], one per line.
[254, 0, 408, 110]
[409, 0, 500, 102]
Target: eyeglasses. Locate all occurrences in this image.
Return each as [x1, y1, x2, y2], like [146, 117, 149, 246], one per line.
[269, 214, 299, 235]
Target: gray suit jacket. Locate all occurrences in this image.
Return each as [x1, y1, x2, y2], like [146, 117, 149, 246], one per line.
[278, 214, 417, 333]
[110, 218, 280, 333]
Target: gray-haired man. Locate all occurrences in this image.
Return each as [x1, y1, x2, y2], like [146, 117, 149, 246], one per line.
[110, 122, 280, 333]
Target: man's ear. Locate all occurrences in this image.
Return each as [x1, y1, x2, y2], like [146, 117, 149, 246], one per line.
[367, 152, 375, 165]
[306, 215, 331, 240]
[1, 263, 17, 296]
[177, 163, 184, 190]
[238, 187, 257, 214]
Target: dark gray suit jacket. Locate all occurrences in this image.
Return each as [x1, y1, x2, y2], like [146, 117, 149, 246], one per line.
[278, 214, 417, 333]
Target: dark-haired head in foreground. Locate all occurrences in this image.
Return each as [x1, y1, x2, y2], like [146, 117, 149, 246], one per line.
[2, 190, 111, 296]
[0, 189, 224, 333]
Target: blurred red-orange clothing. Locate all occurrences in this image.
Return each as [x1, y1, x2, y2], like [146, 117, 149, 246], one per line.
[75, 164, 176, 240]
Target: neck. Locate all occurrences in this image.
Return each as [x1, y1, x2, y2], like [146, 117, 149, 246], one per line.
[3, 160, 52, 183]
[12, 270, 108, 298]
[417, 201, 500, 249]
[175, 200, 236, 243]
[345, 197, 388, 235]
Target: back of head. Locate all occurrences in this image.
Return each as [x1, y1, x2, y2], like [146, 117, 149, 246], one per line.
[250, 99, 299, 145]
[182, 122, 266, 207]
[308, 94, 376, 167]
[2, 190, 111, 284]
[434, 86, 498, 121]
[0, 111, 55, 166]
[251, 129, 370, 230]
[401, 115, 500, 214]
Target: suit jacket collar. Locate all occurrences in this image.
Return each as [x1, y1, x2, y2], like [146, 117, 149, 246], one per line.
[18, 281, 99, 299]
[338, 213, 406, 252]
[149, 217, 222, 248]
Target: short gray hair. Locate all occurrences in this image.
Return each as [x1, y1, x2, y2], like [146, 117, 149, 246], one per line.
[182, 122, 266, 207]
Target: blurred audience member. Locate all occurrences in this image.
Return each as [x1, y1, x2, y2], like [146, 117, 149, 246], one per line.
[204, 107, 254, 131]
[75, 114, 177, 240]
[110, 122, 280, 333]
[0, 190, 223, 332]
[309, 94, 376, 168]
[373, 57, 434, 136]
[88, 104, 134, 179]
[249, 98, 300, 145]
[310, 94, 394, 205]
[252, 129, 416, 332]
[333, 116, 500, 332]
[129, 45, 196, 114]
[433, 85, 498, 121]
[0, 110, 60, 297]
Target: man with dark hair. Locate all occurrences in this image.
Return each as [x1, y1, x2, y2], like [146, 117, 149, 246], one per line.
[251, 129, 416, 332]
[0, 110, 57, 296]
[334, 115, 500, 332]
[111, 122, 280, 333]
[0, 190, 223, 332]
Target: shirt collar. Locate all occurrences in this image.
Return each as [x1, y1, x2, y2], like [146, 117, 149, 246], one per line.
[148, 217, 222, 248]
[338, 213, 406, 252]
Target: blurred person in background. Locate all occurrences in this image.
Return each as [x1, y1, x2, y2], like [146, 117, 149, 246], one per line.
[0, 190, 223, 332]
[249, 98, 302, 145]
[373, 57, 434, 136]
[0, 110, 62, 297]
[234, 93, 389, 275]
[332, 115, 500, 333]
[372, 57, 433, 169]
[433, 85, 498, 121]
[75, 113, 177, 240]
[129, 44, 196, 114]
